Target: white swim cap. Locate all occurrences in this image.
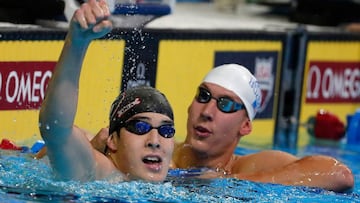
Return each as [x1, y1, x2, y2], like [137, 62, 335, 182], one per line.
[202, 64, 262, 120]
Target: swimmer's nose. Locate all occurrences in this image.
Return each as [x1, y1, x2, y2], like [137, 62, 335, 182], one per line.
[147, 142, 160, 149]
[200, 99, 216, 121]
[146, 130, 160, 149]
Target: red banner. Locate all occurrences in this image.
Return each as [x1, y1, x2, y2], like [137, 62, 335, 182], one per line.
[306, 61, 360, 103]
[0, 62, 55, 110]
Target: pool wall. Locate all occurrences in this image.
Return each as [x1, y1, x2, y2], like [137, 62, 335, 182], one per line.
[0, 27, 359, 148]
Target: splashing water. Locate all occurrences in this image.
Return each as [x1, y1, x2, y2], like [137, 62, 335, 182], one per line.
[0, 145, 359, 202]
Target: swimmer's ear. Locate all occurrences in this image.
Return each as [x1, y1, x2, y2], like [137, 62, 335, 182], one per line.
[239, 119, 252, 136]
[106, 133, 118, 151]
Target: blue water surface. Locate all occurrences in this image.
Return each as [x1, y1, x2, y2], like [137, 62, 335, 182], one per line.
[0, 144, 359, 203]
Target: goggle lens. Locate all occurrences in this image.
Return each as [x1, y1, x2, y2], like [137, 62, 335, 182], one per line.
[124, 120, 175, 138]
[196, 87, 245, 113]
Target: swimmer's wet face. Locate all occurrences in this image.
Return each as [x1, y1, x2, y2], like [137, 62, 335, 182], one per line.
[112, 112, 175, 182]
[184, 64, 260, 157]
[107, 86, 175, 182]
[186, 82, 250, 155]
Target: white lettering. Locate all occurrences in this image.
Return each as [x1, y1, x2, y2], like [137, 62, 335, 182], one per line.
[31, 71, 41, 102]
[4, 70, 52, 105]
[321, 68, 332, 99]
[41, 71, 52, 99]
[127, 80, 150, 88]
[307, 65, 321, 99]
[17, 73, 32, 103]
[350, 68, 360, 98]
[136, 63, 146, 79]
[6, 71, 19, 103]
[343, 68, 351, 99]
[333, 70, 344, 98]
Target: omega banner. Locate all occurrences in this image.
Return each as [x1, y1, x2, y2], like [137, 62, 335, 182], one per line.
[306, 61, 359, 103]
[0, 62, 53, 110]
[0, 40, 124, 144]
[298, 41, 360, 146]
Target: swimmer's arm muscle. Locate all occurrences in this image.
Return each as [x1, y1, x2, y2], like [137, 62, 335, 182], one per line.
[38, 32, 96, 181]
[231, 151, 354, 192]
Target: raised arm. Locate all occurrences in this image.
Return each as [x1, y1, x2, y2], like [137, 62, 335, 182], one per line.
[232, 150, 354, 192]
[38, 0, 112, 180]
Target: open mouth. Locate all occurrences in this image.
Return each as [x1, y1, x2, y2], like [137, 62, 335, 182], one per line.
[196, 126, 210, 133]
[142, 156, 162, 164]
[195, 126, 211, 137]
[142, 155, 163, 172]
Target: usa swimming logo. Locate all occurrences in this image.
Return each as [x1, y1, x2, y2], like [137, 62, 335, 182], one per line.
[254, 57, 274, 113]
[249, 77, 262, 113]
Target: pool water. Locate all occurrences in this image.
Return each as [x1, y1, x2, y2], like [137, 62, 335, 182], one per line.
[0, 144, 359, 203]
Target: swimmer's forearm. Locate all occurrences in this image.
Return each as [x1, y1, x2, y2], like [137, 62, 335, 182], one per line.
[232, 155, 354, 192]
[38, 0, 113, 182]
[39, 0, 111, 137]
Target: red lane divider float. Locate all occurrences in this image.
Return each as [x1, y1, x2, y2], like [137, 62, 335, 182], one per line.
[0, 139, 45, 153]
[0, 139, 22, 151]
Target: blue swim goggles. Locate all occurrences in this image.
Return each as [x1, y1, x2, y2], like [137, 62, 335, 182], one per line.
[124, 120, 175, 138]
[196, 87, 245, 113]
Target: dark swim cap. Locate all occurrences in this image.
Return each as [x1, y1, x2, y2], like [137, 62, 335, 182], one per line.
[109, 86, 174, 135]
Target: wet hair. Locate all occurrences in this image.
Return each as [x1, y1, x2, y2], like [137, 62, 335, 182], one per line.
[108, 86, 174, 135]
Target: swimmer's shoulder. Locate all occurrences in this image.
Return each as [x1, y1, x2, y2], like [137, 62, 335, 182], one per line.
[93, 149, 123, 180]
[171, 141, 188, 168]
[231, 150, 298, 173]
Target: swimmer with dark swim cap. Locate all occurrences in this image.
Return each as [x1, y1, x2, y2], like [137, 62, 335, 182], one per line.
[39, 0, 175, 183]
[108, 86, 174, 135]
[104, 86, 175, 181]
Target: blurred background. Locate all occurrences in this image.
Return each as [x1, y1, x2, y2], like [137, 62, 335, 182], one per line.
[0, 0, 359, 151]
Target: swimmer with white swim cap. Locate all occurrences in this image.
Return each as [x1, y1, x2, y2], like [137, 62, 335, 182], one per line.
[172, 63, 354, 192]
